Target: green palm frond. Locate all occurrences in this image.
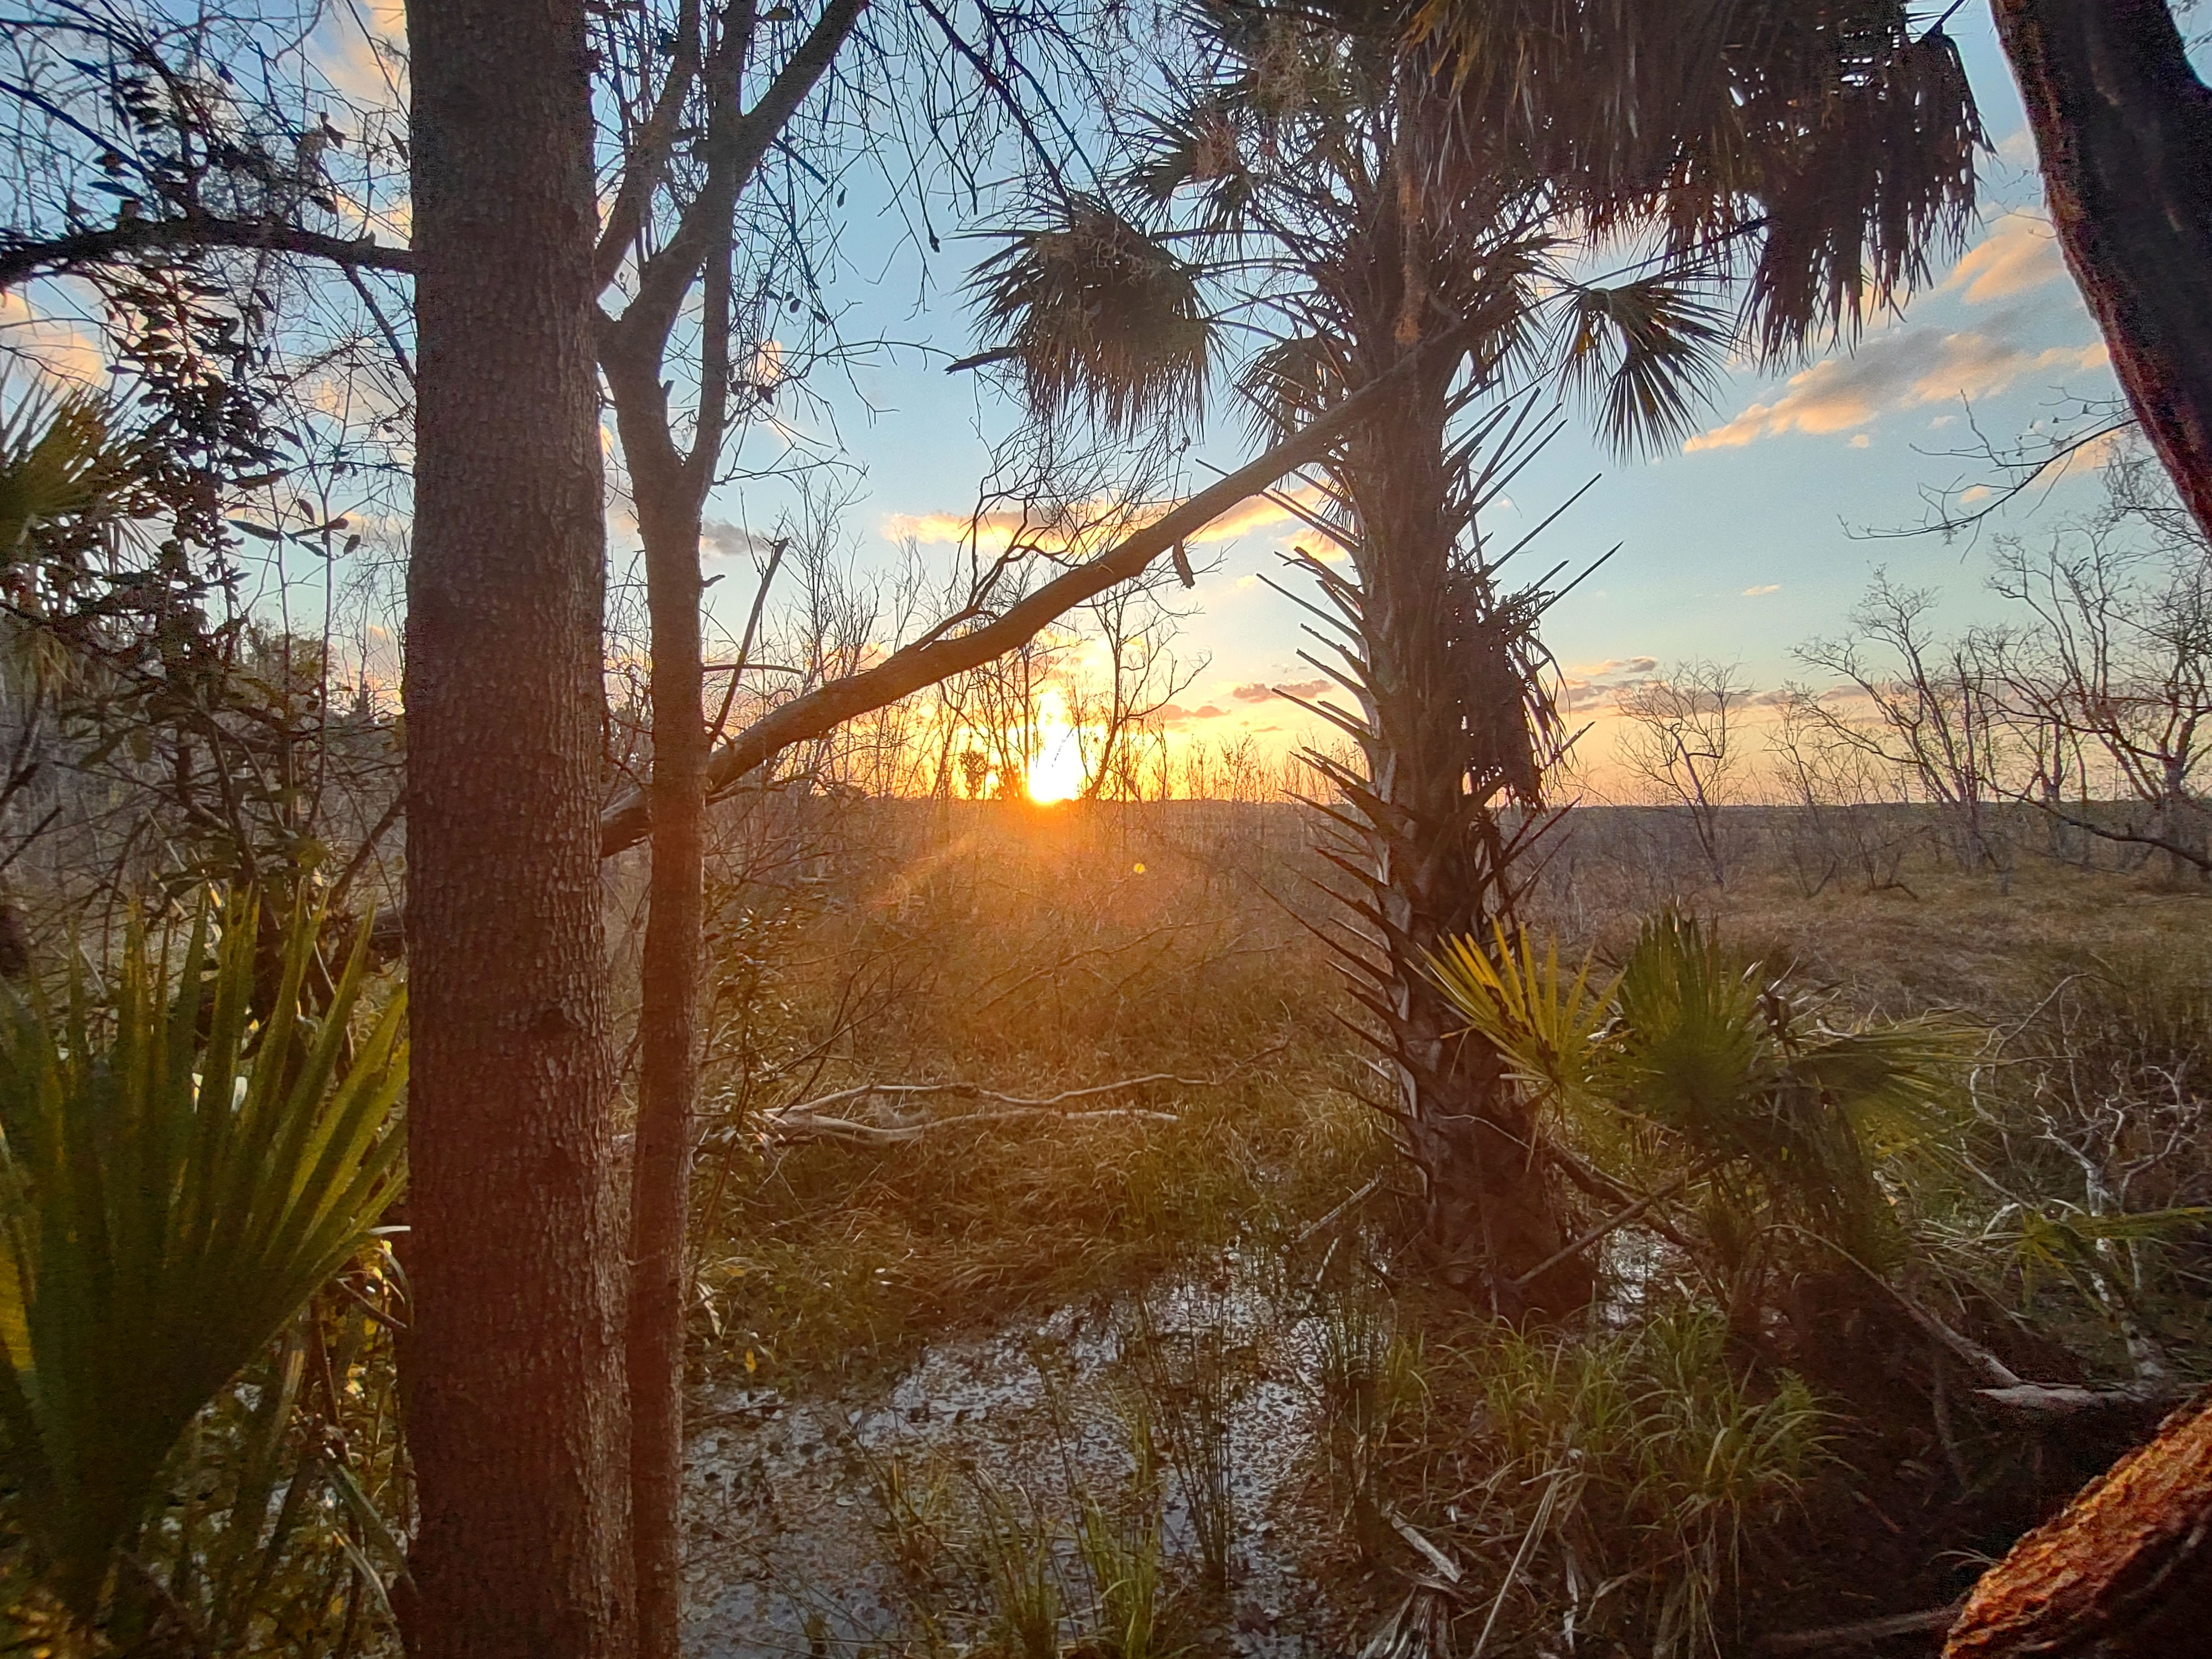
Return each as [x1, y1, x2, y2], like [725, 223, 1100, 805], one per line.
[1435, 910, 1970, 1270]
[0, 894, 406, 1624]
[1553, 279, 1729, 459]
[1995, 1204, 2212, 1300]
[1607, 911, 1773, 1145]
[1790, 1020, 1971, 1159]
[0, 379, 142, 562]
[967, 196, 1212, 433]
[1428, 924, 1616, 1110]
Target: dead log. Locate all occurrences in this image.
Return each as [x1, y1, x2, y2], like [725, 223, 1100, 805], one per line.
[1944, 1389, 2212, 1657]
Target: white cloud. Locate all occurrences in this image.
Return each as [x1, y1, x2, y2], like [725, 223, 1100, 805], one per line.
[1849, 434, 1871, 449]
[1686, 320, 2108, 452]
[1743, 584, 1781, 597]
[701, 519, 779, 561]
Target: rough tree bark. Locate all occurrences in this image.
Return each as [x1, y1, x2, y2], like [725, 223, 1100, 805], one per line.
[1327, 368, 1589, 1319]
[1301, 143, 1587, 1318]
[1945, 1391, 2212, 1657]
[1993, 0, 2212, 537]
[401, 0, 632, 1652]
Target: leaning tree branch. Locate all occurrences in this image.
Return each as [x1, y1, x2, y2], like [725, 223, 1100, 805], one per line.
[0, 216, 416, 290]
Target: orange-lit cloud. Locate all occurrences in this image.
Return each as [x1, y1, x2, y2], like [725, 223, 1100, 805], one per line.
[881, 482, 1333, 557]
[1943, 211, 2066, 305]
[1686, 323, 2107, 451]
[319, 0, 408, 112]
[0, 291, 106, 384]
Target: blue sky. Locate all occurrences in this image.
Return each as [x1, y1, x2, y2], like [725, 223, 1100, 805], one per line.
[677, 6, 2126, 765]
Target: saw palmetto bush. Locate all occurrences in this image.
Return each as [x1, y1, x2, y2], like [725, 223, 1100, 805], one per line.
[0, 894, 406, 1638]
[1431, 910, 1967, 1286]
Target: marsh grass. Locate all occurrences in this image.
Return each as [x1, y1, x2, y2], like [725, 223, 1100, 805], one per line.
[693, 801, 1381, 1384]
[683, 799, 2212, 1656]
[1347, 1309, 1828, 1658]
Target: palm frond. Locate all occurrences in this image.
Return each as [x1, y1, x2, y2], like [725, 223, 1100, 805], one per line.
[0, 378, 142, 561]
[1553, 279, 1729, 458]
[1606, 910, 1772, 1144]
[1428, 924, 1616, 1109]
[967, 196, 1212, 433]
[0, 894, 406, 1624]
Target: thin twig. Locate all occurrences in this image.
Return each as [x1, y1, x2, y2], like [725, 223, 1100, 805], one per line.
[1506, 1159, 1718, 1290]
[1297, 1168, 1390, 1246]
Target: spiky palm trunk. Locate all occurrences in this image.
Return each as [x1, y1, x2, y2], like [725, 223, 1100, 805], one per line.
[1308, 302, 1588, 1317]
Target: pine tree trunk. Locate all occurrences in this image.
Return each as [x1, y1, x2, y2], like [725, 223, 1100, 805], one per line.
[401, 0, 633, 1652]
[1993, 0, 2212, 538]
[1945, 1393, 2212, 1657]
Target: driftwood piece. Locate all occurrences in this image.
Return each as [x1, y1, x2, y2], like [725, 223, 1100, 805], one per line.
[1944, 1389, 2212, 1658]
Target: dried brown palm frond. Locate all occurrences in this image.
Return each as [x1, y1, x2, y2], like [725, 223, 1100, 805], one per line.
[1237, 333, 1353, 447]
[967, 196, 1212, 434]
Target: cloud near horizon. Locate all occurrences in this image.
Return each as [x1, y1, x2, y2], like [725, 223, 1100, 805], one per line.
[1685, 317, 2107, 452]
[881, 483, 1331, 557]
[1232, 676, 1333, 702]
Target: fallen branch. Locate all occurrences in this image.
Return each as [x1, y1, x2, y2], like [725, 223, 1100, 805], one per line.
[758, 1042, 1287, 1144]
[1761, 1600, 1964, 1653]
[1506, 1158, 1720, 1290]
[1976, 1382, 2189, 1418]
[769, 1104, 1181, 1144]
[1297, 1169, 1390, 1246]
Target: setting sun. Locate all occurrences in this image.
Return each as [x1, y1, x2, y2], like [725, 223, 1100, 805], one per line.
[1025, 711, 1088, 804]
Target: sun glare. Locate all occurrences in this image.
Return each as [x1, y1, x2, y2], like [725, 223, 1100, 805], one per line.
[1026, 709, 1088, 804]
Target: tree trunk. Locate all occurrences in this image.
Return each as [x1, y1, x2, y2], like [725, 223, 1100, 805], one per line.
[1945, 1392, 2212, 1657]
[401, 0, 632, 1653]
[1337, 373, 1588, 1319]
[608, 366, 712, 1659]
[1992, 0, 2212, 539]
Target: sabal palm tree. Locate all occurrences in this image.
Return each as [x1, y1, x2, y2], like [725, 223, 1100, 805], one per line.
[972, 0, 1981, 1314]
